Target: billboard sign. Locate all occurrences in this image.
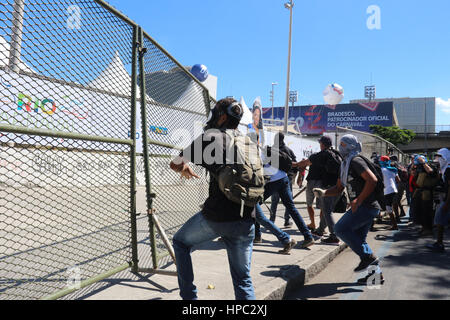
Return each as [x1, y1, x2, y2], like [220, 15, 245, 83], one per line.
[265, 102, 394, 134]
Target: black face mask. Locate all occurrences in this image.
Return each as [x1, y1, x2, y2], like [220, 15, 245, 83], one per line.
[204, 102, 242, 132]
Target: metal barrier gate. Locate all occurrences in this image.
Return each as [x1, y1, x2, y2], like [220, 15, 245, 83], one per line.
[0, 0, 211, 299]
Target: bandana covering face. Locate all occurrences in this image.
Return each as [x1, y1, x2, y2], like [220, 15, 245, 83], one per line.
[414, 155, 428, 165]
[380, 160, 398, 174]
[437, 148, 450, 178]
[339, 134, 362, 187]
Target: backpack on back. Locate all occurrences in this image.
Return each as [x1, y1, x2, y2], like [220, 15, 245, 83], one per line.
[333, 191, 348, 213]
[325, 148, 342, 176]
[415, 163, 440, 201]
[216, 130, 266, 217]
[357, 155, 386, 210]
[264, 146, 293, 173]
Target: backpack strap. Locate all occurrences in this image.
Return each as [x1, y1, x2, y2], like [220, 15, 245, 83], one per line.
[330, 148, 343, 160]
[356, 155, 378, 177]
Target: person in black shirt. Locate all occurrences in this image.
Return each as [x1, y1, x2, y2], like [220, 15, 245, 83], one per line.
[170, 98, 257, 300]
[427, 148, 450, 252]
[300, 145, 324, 230]
[269, 132, 299, 227]
[313, 134, 384, 285]
[293, 136, 341, 244]
[410, 155, 439, 236]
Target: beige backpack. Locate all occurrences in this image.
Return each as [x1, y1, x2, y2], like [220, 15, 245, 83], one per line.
[216, 130, 266, 217]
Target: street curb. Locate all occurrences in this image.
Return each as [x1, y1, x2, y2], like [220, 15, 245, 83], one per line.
[260, 242, 348, 300]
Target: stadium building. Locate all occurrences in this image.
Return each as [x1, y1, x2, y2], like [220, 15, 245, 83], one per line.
[350, 97, 436, 133]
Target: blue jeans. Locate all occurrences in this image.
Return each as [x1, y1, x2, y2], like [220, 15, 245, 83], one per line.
[406, 186, 412, 206]
[173, 212, 255, 300]
[334, 206, 380, 259]
[408, 203, 416, 222]
[317, 195, 339, 235]
[263, 176, 312, 239]
[434, 195, 450, 226]
[254, 203, 290, 244]
[270, 179, 292, 223]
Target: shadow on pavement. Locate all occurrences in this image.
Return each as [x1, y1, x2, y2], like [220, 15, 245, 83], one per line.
[284, 282, 363, 300]
[375, 223, 450, 299]
[72, 271, 179, 300]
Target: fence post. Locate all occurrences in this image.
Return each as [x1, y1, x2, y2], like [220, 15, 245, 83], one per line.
[129, 25, 139, 273]
[9, 0, 25, 73]
[137, 27, 158, 269]
[203, 89, 212, 116]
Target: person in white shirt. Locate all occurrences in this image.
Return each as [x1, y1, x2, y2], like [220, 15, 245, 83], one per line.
[253, 141, 315, 250]
[379, 156, 401, 230]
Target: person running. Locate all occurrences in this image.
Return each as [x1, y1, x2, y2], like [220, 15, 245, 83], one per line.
[302, 149, 324, 231]
[427, 148, 450, 252]
[390, 155, 407, 219]
[313, 134, 384, 285]
[254, 140, 315, 249]
[379, 155, 401, 230]
[170, 98, 258, 300]
[252, 133, 298, 254]
[269, 132, 299, 227]
[253, 202, 297, 254]
[293, 136, 341, 245]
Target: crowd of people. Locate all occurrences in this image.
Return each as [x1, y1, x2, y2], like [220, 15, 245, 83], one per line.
[168, 97, 450, 300]
[388, 150, 450, 253]
[366, 150, 450, 252]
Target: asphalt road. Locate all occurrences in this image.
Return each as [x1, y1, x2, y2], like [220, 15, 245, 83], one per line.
[285, 214, 450, 300]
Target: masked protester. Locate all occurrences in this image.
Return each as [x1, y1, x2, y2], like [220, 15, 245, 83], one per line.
[379, 156, 401, 230]
[170, 98, 260, 300]
[313, 134, 384, 286]
[426, 148, 450, 252]
[410, 155, 440, 237]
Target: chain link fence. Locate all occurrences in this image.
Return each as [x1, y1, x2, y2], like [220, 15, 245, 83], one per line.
[0, 0, 212, 300]
[136, 31, 211, 270]
[327, 126, 407, 164]
[0, 0, 138, 300]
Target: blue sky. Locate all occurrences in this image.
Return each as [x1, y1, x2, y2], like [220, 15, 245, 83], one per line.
[107, 0, 450, 126]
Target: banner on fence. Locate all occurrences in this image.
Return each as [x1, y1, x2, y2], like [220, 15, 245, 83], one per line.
[265, 102, 394, 135]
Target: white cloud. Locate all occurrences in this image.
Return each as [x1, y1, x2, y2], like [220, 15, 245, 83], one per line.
[436, 97, 450, 114]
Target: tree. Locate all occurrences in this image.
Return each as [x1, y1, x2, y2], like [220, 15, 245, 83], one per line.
[369, 125, 416, 146]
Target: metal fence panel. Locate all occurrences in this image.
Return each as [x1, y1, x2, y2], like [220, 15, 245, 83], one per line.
[138, 32, 211, 269]
[0, 0, 219, 299]
[0, 0, 136, 300]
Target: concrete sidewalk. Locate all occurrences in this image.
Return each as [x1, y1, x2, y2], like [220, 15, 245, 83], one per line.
[78, 191, 348, 300]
